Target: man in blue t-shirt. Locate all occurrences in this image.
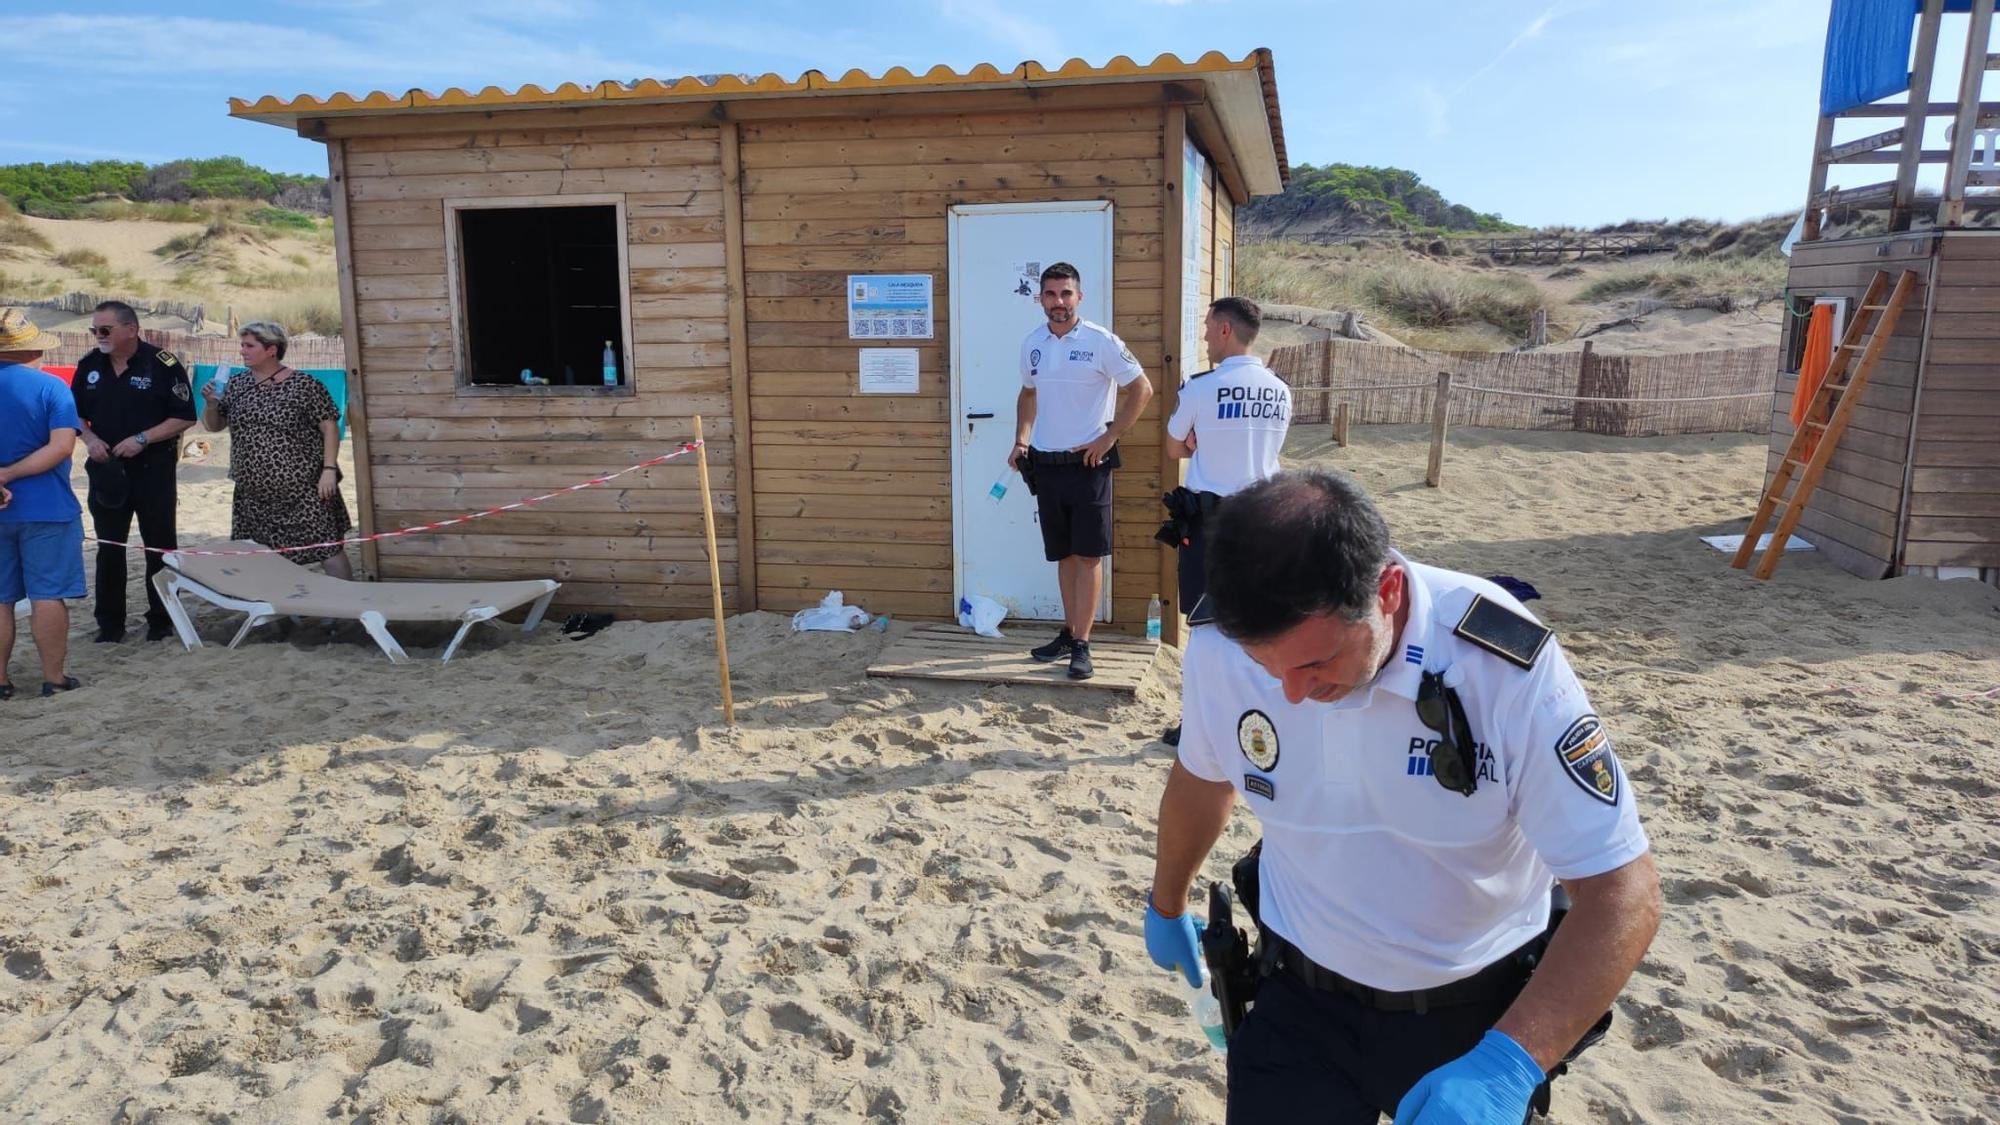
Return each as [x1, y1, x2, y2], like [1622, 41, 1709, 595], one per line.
[0, 308, 84, 698]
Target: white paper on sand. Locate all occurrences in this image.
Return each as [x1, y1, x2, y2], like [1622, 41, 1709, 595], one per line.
[1701, 533, 1815, 553]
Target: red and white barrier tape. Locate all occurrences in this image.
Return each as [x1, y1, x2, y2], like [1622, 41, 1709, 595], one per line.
[87, 441, 701, 557]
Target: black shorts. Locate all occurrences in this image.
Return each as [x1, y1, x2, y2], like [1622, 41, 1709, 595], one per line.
[1034, 463, 1114, 561]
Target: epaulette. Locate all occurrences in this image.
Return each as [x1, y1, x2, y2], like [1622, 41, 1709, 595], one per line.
[154, 349, 181, 368]
[1451, 594, 1552, 670]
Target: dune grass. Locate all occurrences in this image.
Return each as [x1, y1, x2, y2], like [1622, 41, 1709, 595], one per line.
[1239, 240, 1551, 349]
[52, 248, 109, 270]
[0, 198, 52, 259]
[1576, 257, 1788, 305]
[258, 294, 343, 336]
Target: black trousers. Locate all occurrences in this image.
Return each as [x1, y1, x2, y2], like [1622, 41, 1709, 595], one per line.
[88, 459, 177, 631]
[1225, 967, 1530, 1124]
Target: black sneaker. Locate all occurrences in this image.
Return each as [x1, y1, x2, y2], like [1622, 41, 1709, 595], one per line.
[1030, 628, 1075, 663]
[1163, 724, 1181, 746]
[1067, 641, 1095, 680]
[93, 626, 124, 644]
[145, 622, 175, 642]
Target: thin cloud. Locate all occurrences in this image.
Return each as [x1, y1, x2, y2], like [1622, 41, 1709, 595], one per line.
[1451, 6, 1557, 97]
[10, 13, 667, 94]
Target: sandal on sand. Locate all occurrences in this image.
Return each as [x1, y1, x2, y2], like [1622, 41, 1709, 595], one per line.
[39, 676, 80, 697]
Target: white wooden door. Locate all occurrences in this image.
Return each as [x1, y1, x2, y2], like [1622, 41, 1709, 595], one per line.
[948, 202, 1116, 622]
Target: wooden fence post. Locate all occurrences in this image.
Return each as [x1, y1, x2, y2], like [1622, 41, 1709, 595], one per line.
[1426, 371, 1452, 488]
[1529, 308, 1548, 347]
[1341, 310, 1360, 339]
[1333, 401, 1350, 447]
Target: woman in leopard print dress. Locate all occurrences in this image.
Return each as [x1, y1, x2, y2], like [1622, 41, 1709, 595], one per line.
[199, 321, 354, 577]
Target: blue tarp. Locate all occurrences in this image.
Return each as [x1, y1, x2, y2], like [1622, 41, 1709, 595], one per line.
[192, 365, 349, 440]
[1820, 1, 1981, 116]
[1821, 0, 1916, 115]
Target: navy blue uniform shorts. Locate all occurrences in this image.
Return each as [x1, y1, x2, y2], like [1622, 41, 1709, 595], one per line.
[1225, 969, 1530, 1124]
[1034, 463, 1114, 561]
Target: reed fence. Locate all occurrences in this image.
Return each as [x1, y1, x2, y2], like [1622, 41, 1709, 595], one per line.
[40, 328, 346, 370]
[1268, 338, 1778, 437]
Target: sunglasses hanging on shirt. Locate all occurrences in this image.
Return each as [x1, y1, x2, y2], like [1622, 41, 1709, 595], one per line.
[1415, 671, 1479, 797]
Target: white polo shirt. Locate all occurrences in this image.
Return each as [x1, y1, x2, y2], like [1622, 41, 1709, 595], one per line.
[1167, 354, 1292, 496]
[1020, 319, 1146, 451]
[1177, 552, 1650, 991]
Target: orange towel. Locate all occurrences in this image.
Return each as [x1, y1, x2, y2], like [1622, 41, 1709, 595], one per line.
[1791, 303, 1835, 460]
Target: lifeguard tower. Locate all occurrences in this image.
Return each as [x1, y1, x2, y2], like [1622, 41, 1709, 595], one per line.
[1754, 0, 2000, 584]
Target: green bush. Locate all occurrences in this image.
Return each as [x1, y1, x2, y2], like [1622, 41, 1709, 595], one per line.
[1243, 164, 1521, 237]
[0, 158, 330, 216]
[245, 206, 318, 233]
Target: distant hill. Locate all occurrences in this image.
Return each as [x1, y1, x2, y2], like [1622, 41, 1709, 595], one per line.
[0, 157, 329, 219]
[1241, 164, 1521, 242]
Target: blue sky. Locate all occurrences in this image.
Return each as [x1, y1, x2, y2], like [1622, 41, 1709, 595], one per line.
[0, 2, 1974, 226]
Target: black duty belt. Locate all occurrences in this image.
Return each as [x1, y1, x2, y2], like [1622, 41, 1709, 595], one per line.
[1028, 443, 1120, 470]
[1273, 934, 1531, 1015]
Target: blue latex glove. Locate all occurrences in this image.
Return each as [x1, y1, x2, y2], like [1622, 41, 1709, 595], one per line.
[1393, 1030, 1544, 1125]
[1144, 894, 1205, 987]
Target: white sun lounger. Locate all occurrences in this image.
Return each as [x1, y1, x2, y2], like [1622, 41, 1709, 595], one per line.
[153, 541, 560, 664]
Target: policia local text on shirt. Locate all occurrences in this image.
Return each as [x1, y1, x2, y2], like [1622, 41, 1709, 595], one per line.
[72, 301, 197, 643]
[1143, 469, 1662, 1124]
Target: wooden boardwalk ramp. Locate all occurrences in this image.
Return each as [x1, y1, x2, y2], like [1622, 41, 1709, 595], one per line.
[867, 624, 1159, 694]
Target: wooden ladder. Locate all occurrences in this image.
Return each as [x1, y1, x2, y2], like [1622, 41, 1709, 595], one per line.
[1732, 268, 1920, 580]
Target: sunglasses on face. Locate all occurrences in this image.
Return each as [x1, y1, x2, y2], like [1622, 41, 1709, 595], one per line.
[88, 326, 117, 338]
[1416, 671, 1479, 797]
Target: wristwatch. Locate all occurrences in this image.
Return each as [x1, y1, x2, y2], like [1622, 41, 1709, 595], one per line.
[133, 432, 150, 448]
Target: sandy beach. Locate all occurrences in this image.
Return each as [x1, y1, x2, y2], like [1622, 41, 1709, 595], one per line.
[2, 426, 1995, 1123]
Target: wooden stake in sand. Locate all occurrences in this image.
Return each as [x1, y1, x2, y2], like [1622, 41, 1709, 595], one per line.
[1426, 371, 1453, 488]
[1333, 402, 1350, 448]
[692, 415, 736, 724]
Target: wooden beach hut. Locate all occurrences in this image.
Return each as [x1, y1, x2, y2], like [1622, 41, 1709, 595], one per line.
[230, 51, 1288, 640]
[1768, 0, 2000, 583]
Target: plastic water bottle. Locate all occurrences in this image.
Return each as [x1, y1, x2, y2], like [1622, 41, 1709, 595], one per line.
[602, 340, 618, 386]
[988, 470, 1014, 503]
[1146, 595, 1163, 641]
[1185, 965, 1228, 1053]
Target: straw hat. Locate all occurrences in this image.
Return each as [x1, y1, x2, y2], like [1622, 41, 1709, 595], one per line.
[0, 307, 51, 353]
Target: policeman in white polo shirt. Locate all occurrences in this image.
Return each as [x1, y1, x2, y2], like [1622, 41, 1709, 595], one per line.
[1008, 262, 1153, 681]
[1160, 296, 1290, 744]
[1142, 468, 1660, 1123]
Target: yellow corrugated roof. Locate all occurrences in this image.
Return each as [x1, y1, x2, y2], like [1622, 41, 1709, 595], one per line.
[230, 49, 1288, 193]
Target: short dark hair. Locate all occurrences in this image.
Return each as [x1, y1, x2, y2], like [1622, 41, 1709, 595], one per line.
[1040, 262, 1081, 287]
[1209, 296, 1261, 344]
[1204, 467, 1393, 643]
[94, 300, 139, 327]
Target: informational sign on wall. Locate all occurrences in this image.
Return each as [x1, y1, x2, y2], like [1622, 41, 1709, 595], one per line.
[1182, 138, 1208, 379]
[858, 347, 920, 394]
[847, 274, 934, 339]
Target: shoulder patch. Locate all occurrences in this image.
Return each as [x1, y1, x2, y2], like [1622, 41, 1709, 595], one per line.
[155, 350, 180, 367]
[1555, 714, 1620, 806]
[1452, 594, 1552, 670]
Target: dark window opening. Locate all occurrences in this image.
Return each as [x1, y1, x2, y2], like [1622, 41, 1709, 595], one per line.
[459, 205, 623, 387]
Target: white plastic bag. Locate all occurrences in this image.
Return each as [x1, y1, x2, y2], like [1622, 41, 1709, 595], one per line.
[956, 594, 1007, 639]
[791, 590, 870, 633]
